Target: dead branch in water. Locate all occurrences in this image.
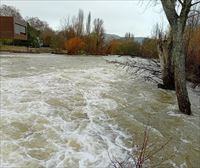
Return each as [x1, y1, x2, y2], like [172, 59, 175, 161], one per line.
[108, 126, 172, 168]
[106, 57, 162, 84]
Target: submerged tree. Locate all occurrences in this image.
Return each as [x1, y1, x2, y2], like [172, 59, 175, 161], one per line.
[160, 0, 200, 115]
[156, 27, 175, 90]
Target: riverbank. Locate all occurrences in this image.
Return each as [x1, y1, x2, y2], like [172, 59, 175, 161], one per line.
[0, 45, 107, 56]
[0, 45, 53, 53]
[0, 45, 98, 55]
[1, 46, 199, 86]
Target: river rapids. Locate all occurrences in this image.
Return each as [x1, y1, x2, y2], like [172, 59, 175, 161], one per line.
[0, 53, 199, 168]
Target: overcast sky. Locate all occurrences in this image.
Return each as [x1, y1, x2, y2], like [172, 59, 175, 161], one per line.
[1, 0, 169, 37]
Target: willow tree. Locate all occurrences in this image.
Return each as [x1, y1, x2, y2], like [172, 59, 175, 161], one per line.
[160, 0, 200, 115]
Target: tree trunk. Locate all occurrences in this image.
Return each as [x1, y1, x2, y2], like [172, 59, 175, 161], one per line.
[157, 33, 175, 90]
[162, 66, 175, 90]
[160, 0, 192, 115]
[173, 22, 191, 115]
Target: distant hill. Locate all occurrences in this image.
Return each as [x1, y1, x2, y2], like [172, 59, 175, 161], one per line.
[134, 37, 146, 44]
[105, 33, 145, 44]
[104, 33, 121, 42]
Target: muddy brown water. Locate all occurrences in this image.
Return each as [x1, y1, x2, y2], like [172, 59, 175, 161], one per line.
[0, 53, 199, 168]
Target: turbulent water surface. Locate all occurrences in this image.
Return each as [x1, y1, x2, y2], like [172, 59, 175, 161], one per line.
[0, 53, 199, 168]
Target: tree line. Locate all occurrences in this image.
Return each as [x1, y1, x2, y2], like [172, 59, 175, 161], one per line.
[0, 5, 158, 57]
[1, 3, 200, 115]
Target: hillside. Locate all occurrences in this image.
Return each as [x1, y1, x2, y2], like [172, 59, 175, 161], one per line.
[105, 33, 145, 44]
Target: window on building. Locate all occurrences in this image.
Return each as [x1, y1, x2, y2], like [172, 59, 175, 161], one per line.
[14, 23, 26, 35]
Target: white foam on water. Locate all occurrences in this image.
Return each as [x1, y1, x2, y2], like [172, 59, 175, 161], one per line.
[0, 58, 131, 168]
[1, 54, 200, 168]
[167, 111, 182, 117]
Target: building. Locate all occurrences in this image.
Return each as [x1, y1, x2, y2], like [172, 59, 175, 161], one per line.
[0, 16, 27, 40]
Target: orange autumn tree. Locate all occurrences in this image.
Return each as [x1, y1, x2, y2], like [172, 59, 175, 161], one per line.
[108, 40, 122, 55]
[64, 37, 85, 54]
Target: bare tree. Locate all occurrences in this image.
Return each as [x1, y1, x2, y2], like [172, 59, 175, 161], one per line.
[60, 16, 70, 39]
[86, 12, 91, 35]
[59, 10, 85, 40]
[93, 18, 105, 53]
[25, 17, 49, 31]
[125, 32, 134, 40]
[0, 4, 23, 20]
[160, 0, 200, 115]
[75, 9, 84, 37]
[93, 18, 104, 38]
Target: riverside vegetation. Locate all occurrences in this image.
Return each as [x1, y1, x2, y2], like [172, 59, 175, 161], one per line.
[0, 1, 200, 167]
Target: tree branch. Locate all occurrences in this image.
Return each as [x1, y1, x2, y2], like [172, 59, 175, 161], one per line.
[106, 58, 162, 84]
[191, 0, 200, 6]
[190, 9, 200, 13]
[179, 0, 192, 30]
[188, 13, 200, 18]
[160, 0, 178, 26]
[178, 0, 184, 5]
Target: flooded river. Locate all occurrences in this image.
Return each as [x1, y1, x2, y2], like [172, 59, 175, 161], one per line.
[0, 53, 199, 168]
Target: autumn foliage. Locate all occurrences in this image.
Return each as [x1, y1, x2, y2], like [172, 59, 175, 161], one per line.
[107, 40, 122, 54]
[64, 37, 85, 54]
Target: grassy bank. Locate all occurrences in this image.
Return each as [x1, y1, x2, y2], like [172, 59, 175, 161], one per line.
[0, 45, 53, 53]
